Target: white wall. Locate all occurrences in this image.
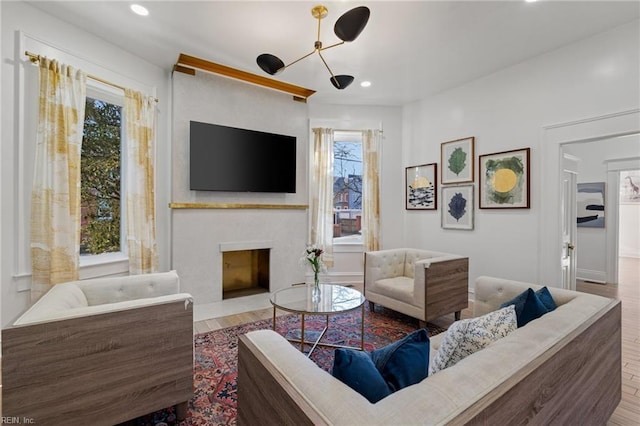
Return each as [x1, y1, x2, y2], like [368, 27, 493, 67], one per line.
[402, 20, 640, 289]
[564, 135, 640, 281]
[620, 201, 640, 258]
[1, 2, 171, 325]
[171, 71, 309, 304]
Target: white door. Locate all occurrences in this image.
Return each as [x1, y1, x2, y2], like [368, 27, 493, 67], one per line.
[561, 153, 580, 290]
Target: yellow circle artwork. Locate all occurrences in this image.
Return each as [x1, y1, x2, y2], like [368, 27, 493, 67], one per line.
[492, 168, 518, 193]
[412, 176, 431, 188]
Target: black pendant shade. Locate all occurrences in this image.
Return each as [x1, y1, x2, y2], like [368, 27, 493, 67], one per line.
[257, 53, 284, 75]
[334, 6, 370, 42]
[330, 75, 354, 90]
[256, 5, 370, 90]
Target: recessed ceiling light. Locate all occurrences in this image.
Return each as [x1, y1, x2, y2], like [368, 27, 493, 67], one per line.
[130, 4, 149, 16]
[360, 81, 371, 88]
[525, 0, 538, 3]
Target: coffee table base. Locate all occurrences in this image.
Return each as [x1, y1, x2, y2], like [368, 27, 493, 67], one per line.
[273, 304, 365, 357]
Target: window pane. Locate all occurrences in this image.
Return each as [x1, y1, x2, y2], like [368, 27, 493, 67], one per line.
[80, 97, 122, 255]
[333, 137, 363, 243]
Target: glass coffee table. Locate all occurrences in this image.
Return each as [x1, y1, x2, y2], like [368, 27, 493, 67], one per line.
[270, 284, 365, 357]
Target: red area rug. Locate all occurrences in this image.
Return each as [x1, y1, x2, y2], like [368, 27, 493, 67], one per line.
[129, 304, 446, 425]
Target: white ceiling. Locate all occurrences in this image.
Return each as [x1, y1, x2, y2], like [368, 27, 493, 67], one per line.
[27, 0, 640, 106]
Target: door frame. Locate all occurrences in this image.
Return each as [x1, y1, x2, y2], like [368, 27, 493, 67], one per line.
[540, 109, 640, 287]
[561, 153, 579, 290]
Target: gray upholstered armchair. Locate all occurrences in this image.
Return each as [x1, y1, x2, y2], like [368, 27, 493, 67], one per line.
[364, 248, 468, 325]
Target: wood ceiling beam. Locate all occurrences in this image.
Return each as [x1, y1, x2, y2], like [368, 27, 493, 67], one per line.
[174, 53, 316, 101]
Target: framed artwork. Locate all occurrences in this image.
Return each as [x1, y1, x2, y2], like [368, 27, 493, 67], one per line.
[406, 163, 437, 210]
[577, 182, 605, 228]
[620, 170, 640, 204]
[479, 148, 530, 209]
[442, 185, 474, 230]
[441, 137, 475, 184]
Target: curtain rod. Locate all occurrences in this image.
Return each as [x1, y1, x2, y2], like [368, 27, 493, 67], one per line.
[25, 51, 158, 103]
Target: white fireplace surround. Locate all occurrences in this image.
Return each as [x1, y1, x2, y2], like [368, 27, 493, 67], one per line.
[219, 241, 274, 252]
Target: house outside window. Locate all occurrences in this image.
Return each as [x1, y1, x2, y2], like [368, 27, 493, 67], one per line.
[333, 132, 363, 244]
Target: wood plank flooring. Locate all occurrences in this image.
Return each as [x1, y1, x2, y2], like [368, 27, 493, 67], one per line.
[195, 258, 639, 425]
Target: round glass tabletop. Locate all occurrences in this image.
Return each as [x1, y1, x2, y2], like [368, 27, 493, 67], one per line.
[270, 284, 365, 315]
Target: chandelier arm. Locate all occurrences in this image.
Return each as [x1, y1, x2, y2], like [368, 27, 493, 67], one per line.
[319, 41, 345, 52]
[282, 49, 317, 71]
[317, 50, 340, 88]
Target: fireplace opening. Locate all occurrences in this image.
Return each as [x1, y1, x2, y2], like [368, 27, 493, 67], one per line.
[222, 249, 270, 300]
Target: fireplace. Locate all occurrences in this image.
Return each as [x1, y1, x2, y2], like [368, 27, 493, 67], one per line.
[220, 242, 272, 300]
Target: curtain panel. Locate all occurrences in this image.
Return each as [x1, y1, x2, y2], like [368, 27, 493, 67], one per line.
[362, 129, 382, 251]
[124, 89, 158, 274]
[30, 58, 87, 302]
[310, 128, 335, 267]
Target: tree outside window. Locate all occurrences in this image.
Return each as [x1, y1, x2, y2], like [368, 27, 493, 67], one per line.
[80, 97, 122, 255]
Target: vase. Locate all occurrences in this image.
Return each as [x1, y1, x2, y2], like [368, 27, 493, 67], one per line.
[312, 270, 321, 303]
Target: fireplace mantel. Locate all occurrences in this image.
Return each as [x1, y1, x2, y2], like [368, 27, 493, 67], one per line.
[219, 241, 274, 252]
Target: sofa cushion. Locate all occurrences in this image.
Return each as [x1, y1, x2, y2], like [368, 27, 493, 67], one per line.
[429, 305, 517, 375]
[332, 348, 391, 403]
[370, 328, 430, 392]
[500, 288, 550, 327]
[374, 277, 415, 304]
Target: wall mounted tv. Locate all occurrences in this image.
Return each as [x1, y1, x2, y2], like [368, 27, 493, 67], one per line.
[190, 121, 296, 193]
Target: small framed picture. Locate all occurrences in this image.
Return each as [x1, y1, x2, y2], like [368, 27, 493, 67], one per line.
[406, 163, 437, 210]
[479, 148, 530, 209]
[577, 182, 605, 228]
[442, 185, 474, 230]
[441, 137, 475, 184]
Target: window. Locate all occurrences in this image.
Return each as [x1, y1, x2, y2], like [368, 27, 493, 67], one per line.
[333, 131, 363, 244]
[80, 92, 124, 257]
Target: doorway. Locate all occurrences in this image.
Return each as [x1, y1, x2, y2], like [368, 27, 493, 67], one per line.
[540, 109, 639, 289]
[562, 134, 640, 286]
[618, 169, 640, 287]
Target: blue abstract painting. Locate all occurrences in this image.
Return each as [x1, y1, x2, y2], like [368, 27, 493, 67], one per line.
[577, 182, 605, 228]
[442, 185, 474, 230]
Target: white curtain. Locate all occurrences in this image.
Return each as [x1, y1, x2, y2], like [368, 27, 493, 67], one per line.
[125, 89, 158, 274]
[310, 128, 335, 267]
[362, 129, 382, 251]
[30, 58, 87, 302]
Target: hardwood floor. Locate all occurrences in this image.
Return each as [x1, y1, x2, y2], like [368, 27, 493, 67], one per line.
[195, 257, 640, 425]
[589, 257, 639, 426]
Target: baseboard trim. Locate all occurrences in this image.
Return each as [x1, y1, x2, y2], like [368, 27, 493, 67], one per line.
[577, 268, 606, 284]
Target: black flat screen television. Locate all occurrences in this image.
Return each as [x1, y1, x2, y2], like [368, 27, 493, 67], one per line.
[190, 121, 296, 193]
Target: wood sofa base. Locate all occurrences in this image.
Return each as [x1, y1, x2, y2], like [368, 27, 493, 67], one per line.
[2, 300, 194, 425]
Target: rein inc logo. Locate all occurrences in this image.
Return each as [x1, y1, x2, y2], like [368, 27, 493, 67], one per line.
[1, 418, 35, 424]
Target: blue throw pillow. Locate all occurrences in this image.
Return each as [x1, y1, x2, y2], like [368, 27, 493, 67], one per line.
[536, 286, 557, 312]
[369, 328, 430, 392]
[500, 288, 549, 327]
[332, 348, 391, 403]
[332, 329, 430, 402]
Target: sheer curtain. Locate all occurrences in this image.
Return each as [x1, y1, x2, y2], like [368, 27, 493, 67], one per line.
[30, 58, 87, 302]
[310, 128, 335, 267]
[125, 89, 158, 274]
[362, 129, 382, 251]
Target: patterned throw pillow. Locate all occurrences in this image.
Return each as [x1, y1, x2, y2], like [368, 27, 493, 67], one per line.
[429, 305, 517, 375]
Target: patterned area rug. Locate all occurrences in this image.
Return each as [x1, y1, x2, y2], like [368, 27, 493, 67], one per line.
[129, 304, 446, 425]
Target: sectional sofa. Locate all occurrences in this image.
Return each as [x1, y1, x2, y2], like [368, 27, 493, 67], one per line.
[237, 276, 621, 425]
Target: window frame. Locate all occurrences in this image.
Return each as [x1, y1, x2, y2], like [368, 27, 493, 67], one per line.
[78, 84, 128, 275]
